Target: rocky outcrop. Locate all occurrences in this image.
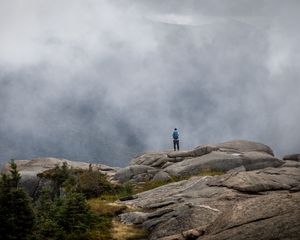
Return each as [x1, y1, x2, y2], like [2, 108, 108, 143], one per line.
[114, 165, 159, 182]
[119, 166, 300, 240]
[207, 167, 300, 192]
[282, 154, 300, 169]
[200, 192, 300, 240]
[282, 160, 300, 168]
[1, 140, 299, 239]
[164, 151, 281, 177]
[1, 157, 119, 197]
[283, 154, 300, 161]
[114, 140, 283, 183]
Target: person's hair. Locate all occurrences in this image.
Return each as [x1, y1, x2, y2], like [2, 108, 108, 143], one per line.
[174, 128, 177, 130]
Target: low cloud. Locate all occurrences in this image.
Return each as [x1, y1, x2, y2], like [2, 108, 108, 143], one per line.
[0, 0, 299, 166]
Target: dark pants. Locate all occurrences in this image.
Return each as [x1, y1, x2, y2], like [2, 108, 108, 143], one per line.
[173, 139, 179, 151]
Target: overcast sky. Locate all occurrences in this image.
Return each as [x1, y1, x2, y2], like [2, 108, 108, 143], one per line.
[0, 0, 299, 166]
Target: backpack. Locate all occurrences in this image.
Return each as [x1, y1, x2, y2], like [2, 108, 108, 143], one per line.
[173, 131, 179, 140]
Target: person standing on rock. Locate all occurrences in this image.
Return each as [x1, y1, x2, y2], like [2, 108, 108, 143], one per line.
[172, 128, 180, 151]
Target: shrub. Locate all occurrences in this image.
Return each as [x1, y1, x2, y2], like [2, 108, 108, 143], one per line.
[39, 163, 114, 199]
[75, 171, 113, 199]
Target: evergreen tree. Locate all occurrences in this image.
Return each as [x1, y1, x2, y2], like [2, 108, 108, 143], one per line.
[34, 188, 63, 240]
[57, 192, 99, 234]
[0, 160, 35, 240]
[34, 190, 102, 240]
[9, 160, 21, 188]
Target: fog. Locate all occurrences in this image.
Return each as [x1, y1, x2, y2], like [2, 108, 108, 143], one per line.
[0, 0, 299, 166]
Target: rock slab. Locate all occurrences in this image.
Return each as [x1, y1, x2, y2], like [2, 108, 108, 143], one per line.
[120, 166, 300, 240]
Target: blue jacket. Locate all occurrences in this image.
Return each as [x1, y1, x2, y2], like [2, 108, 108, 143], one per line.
[172, 130, 179, 140]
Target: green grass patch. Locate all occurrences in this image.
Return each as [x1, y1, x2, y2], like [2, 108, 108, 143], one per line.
[134, 179, 173, 193]
[96, 181, 135, 202]
[111, 220, 149, 240]
[88, 198, 127, 216]
[88, 196, 147, 240]
[197, 169, 225, 176]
